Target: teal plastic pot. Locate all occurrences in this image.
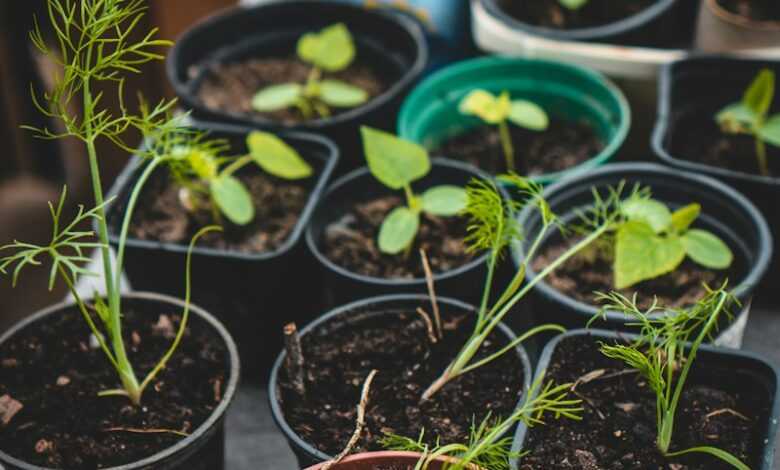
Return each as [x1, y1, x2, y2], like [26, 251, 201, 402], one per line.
[397, 56, 630, 185]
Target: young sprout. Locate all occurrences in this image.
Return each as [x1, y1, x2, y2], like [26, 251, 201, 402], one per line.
[421, 175, 620, 400]
[716, 68, 780, 176]
[383, 374, 583, 470]
[459, 90, 549, 172]
[169, 130, 312, 225]
[252, 23, 369, 119]
[361, 126, 468, 255]
[594, 286, 750, 470]
[559, 0, 588, 10]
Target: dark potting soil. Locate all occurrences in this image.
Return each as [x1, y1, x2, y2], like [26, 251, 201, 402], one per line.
[498, 0, 657, 29]
[125, 170, 309, 254]
[717, 0, 780, 22]
[321, 196, 474, 279]
[196, 57, 387, 125]
[434, 119, 603, 177]
[0, 301, 228, 469]
[276, 308, 524, 455]
[518, 335, 767, 469]
[669, 111, 780, 178]
[533, 238, 734, 310]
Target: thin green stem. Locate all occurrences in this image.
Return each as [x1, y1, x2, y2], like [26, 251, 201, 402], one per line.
[403, 184, 417, 211]
[756, 137, 769, 177]
[220, 155, 253, 177]
[498, 121, 515, 172]
[458, 324, 565, 376]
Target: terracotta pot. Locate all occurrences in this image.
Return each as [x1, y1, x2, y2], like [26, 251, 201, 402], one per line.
[303, 451, 472, 470]
[695, 0, 780, 52]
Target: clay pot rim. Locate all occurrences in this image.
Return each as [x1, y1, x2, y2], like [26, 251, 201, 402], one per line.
[707, 0, 780, 31]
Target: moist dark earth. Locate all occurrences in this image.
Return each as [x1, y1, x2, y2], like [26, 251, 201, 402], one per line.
[276, 308, 525, 455]
[0, 300, 229, 468]
[434, 119, 603, 177]
[498, 0, 657, 29]
[518, 335, 767, 469]
[717, 0, 780, 21]
[196, 56, 387, 124]
[321, 195, 475, 279]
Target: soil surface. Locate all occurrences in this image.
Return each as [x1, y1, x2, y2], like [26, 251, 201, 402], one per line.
[434, 119, 603, 177]
[717, 0, 780, 22]
[125, 170, 310, 254]
[533, 237, 735, 310]
[196, 57, 386, 125]
[0, 300, 229, 469]
[499, 0, 657, 29]
[321, 196, 474, 279]
[518, 335, 767, 469]
[276, 307, 525, 455]
[669, 110, 780, 178]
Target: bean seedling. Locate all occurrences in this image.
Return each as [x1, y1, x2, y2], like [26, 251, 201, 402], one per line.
[360, 126, 468, 255]
[169, 130, 312, 225]
[459, 89, 549, 173]
[717, 68, 780, 176]
[594, 286, 750, 470]
[252, 23, 369, 119]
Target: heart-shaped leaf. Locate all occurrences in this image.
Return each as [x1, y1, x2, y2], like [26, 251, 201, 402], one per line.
[508, 100, 549, 131]
[378, 206, 419, 255]
[614, 220, 686, 289]
[421, 185, 468, 216]
[758, 114, 780, 147]
[459, 89, 511, 124]
[319, 79, 369, 107]
[252, 83, 302, 112]
[297, 23, 355, 72]
[744, 68, 775, 117]
[621, 198, 672, 234]
[684, 229, 733, 270]
[210, 175, 254, 225]
[670, 203, 701, 232]
[361, 126, 430, 190]
[246, 131, 312, 180]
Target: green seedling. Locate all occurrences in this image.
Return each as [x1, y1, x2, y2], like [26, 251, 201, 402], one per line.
[594, 286, 750, 470]
[361, 127, 468, 255]
[169, 130, 311, 225]
[0, 0, 213, 407]
[252, 23, 368, 119]
[559, 0, 588, 10]
[459, 89, 549, 173]
[717, 68, 780, 176]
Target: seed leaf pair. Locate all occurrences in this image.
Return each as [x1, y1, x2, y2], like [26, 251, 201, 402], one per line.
[361, 127, 467, 255]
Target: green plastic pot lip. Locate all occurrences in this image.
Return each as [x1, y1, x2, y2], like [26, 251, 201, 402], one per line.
[397, 55, 631, 186]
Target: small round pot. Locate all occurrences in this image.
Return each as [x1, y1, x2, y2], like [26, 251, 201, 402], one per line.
[305, 158, 511, 309]
[0, 292, 240, 470]
[695, 0, 780, 52]
[397, 56, 630, 185]
[167, 0, 428, 171]
[512, 163, 772, 348]
[303, 451, 470, 470]
[268, 294, 533, 468]
[477, 0, 693, 46]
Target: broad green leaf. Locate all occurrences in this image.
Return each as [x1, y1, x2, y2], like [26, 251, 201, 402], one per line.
[621, 198, 672, 234]
[683, 229, 733, 269]
[378, 206, 419, 255]
[614, 221, 686, 289]
[758, 114, 780, 147]
[715, 102, 758, 133]
[670, 203, 701, 232]
[210, 175, 254, 225]
[361, 126, 430, 190]
[743, 68, 775, 117]
[246, 131, 312, 179]
[319, 79, 369, 107]
[421, 185, 468, 216]
[508, 99, 549, 131]
[251, 83, 302, 112]
[297, 23, 355, 72]
[459, 89, 511, 124]
[559, 0, 588, 10]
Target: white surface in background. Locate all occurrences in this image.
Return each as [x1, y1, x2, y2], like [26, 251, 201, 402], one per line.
[69, 250, 131, 300]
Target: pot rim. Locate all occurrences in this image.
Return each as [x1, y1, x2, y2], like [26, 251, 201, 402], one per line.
[0, 291, 241, 470]
[165, 0, 429, 130]
[268, 293, 533, 463]
[706, 0, 780, 31]
[303, 450, 473, 469]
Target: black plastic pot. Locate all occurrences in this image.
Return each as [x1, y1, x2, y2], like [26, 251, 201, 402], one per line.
[653, 56, 780, 301]
[305, 158, 511, 310]
[267, 294, 533, 468]
[478, 0, 699, 47]
[103, 121, 338, 378]
[0, 291, 240, 470]
[166, 0, 428, 172]
[512, 163, 772, 347]
[509, 329, 780, 470]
